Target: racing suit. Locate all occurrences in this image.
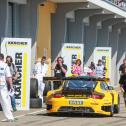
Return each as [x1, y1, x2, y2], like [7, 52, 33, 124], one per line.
[0, 61, 14, 120]
[34, 62, 48, 104]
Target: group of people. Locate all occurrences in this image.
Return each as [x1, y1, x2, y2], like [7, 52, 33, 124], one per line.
[0, 53, 18, 122]
[109, 0, 126, 7]
[33, 56, 67, 104]
[71, 59, 106, 78]
[33, 56, 107, 107]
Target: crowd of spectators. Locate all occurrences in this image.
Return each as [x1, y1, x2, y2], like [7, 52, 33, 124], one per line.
[107, 0, 126, 8]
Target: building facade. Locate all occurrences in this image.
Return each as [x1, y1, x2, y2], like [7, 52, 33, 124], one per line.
[1, 0, 126, 86]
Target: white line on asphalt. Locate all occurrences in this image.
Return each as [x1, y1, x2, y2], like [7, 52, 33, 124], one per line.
[27, 109, 46, 115]
[1, 109, 46, 122]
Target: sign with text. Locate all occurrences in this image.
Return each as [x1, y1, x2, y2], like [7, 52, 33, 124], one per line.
[94, 47, 111, 79]
[1, 38, 31, 110]
[61, 43, 84, 76]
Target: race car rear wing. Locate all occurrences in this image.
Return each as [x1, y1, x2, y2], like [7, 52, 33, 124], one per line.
[43, 77, 62, 81]
[43, 76, 110, 81]
[43, 76, 110, 91]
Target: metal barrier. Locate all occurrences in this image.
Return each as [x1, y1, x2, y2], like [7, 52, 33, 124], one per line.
[103, 0, 126, 10]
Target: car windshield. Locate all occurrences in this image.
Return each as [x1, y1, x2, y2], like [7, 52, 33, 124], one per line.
[64, 80, 97, 90]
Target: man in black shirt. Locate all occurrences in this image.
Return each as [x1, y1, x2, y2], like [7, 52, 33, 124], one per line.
[54, 57, 67, 77]
[119, 66, 126, 107]
[119, 59, 126, 75]
[119, 66, 126, 92]
[54, 57, 67, 89]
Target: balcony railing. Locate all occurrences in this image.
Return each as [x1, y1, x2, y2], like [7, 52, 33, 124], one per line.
[103, 0, 126, 10]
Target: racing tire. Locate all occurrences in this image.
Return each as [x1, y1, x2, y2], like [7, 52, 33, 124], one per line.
[110, 104, 114, 117]
[109, 94, 114, 117]
[30, 78, 38, 98]
[30, 98, 42, 108]
[114, 96, 120, 114]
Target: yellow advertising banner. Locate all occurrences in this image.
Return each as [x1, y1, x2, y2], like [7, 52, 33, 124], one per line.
[61, 43, 84, 76]
[94, 47, 111, 79]
[1, 38, 31, 110]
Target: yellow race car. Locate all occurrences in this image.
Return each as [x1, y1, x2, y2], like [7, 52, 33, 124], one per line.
[44, 76, 120, 116]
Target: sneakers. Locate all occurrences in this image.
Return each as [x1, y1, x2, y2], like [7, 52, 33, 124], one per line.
[1, 118, 18, 122]
[7, 119, 16, 122]
[13, 108, 17, 112]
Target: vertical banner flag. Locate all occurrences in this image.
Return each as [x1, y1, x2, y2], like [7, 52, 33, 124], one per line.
[94, 47, 111, 78]
[61, 43, 84, 76]
[1, 38, 31, 110]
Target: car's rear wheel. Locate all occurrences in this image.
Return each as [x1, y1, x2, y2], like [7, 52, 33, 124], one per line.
[114, 96, 120, 114]
[110, 104, 114, 117]
[43, 81, 51, 96]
